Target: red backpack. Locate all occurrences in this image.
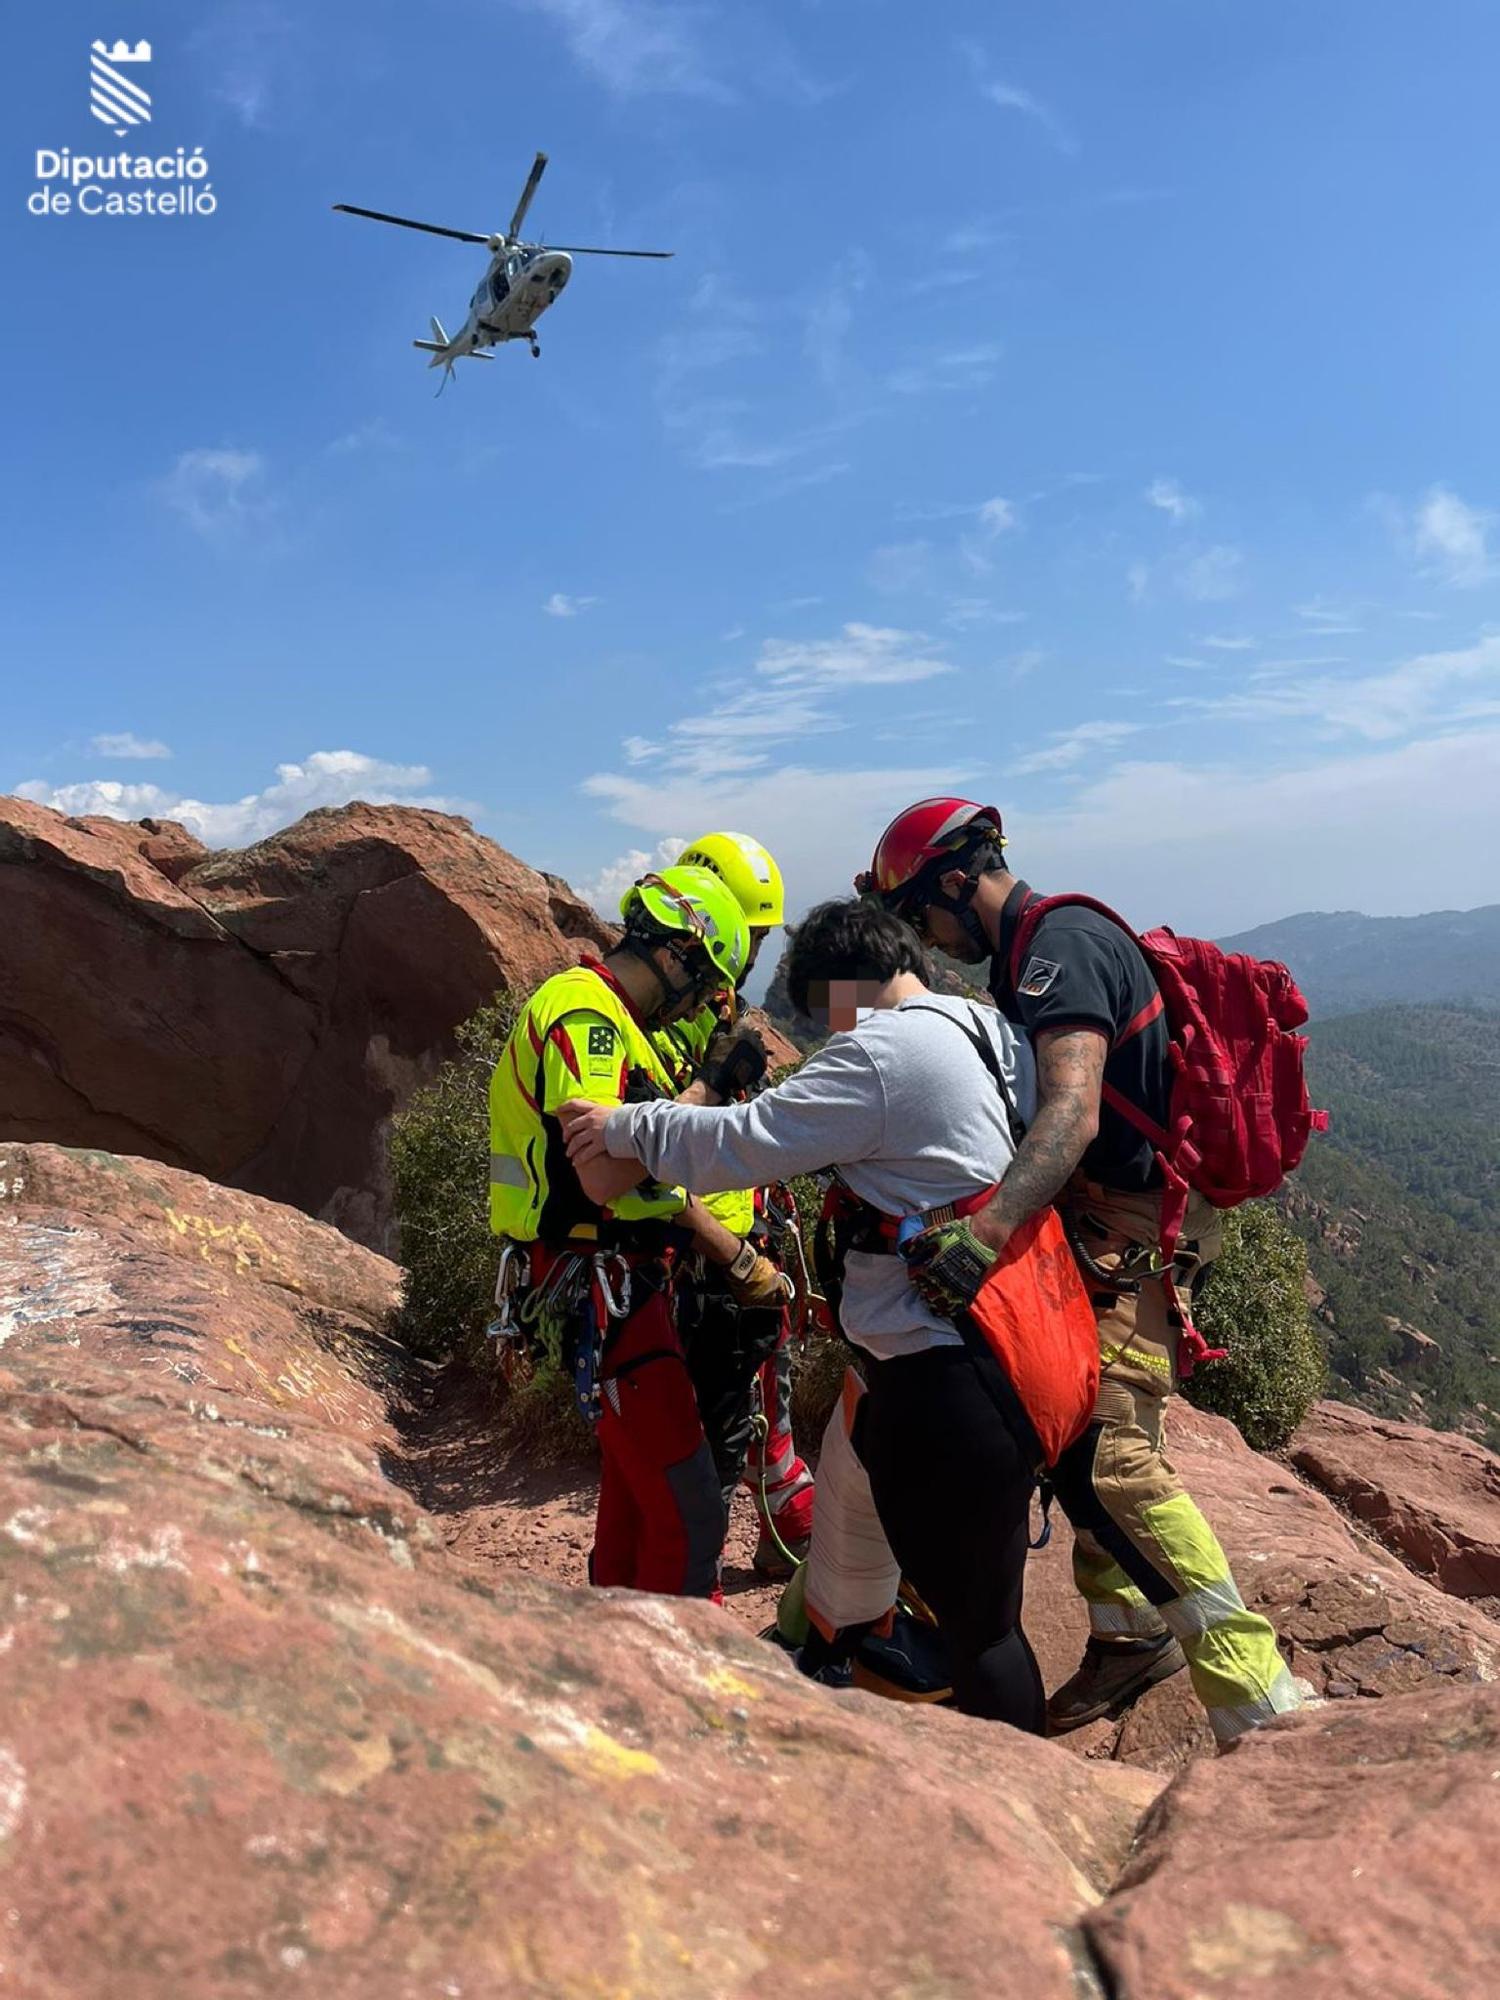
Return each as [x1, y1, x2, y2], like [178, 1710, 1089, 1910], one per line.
[1009, 895, 1329, 1375]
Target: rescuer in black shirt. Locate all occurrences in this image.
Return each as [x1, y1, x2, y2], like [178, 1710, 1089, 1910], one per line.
[856, 797, 1302, 1746]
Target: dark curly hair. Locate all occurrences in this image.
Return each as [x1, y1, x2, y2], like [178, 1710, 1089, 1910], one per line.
[784, 896, 932, 1017]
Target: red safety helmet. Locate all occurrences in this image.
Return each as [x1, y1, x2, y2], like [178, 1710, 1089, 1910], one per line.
[855, 797, 1005, 910]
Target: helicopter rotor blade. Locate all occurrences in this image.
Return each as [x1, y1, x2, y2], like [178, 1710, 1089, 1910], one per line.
[507, 152, 548, 242]
[547, 245, 674, 259]
[332, 204, 490, 245]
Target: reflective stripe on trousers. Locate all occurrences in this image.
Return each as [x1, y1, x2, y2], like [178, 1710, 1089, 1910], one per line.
[1052, 1376, 1302, 1745]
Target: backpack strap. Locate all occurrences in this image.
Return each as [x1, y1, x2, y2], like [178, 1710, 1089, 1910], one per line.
[1005, 903, 1226, 1379]
[1008, 894, 1165, 1051]
[902, 1000, 1027, 1148]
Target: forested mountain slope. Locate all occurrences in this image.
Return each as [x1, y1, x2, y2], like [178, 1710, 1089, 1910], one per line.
[1285, 1005, 1500, 1445]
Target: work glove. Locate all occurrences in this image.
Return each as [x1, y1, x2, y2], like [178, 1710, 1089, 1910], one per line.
[702, 1028, 769, 1101]
[725, 1238, 794, 1311]
[900, 1219, 997, 1321]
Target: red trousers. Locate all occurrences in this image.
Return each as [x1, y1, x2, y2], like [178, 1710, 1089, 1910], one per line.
[591, 1279, 723, 1597]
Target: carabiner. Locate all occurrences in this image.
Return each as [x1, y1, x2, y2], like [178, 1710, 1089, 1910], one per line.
[593, 1252, 632, 1320]
[485, 1240, 529, 1344]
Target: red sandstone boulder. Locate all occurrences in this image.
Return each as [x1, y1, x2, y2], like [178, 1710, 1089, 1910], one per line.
[0, 798, 614, 1252]
[1024, 1399, 1500, 1771]
[1290, 1399, 1500, 1599]
[0, 1142, 400, 1329]
[1085, 1682, 1500, 1998]
[0, 1154, 1164, 1998]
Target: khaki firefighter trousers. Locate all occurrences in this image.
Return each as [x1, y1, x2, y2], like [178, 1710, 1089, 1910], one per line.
[1049, 1178, 1302, 1744]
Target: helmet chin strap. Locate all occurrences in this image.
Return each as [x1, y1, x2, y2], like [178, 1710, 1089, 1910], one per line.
[623, 927, 715, 1014]
[919, 855, 991, 957]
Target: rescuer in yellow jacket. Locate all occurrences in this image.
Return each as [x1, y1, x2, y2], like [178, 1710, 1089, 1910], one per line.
[657, 833, 815, 1578]
[488, 865, 784, 1596]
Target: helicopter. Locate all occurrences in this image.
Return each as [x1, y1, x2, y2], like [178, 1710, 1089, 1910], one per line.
[333, 151, 671, 378]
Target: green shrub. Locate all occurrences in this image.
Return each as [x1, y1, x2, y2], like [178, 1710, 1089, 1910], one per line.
[389, 996, 518, 1362]
[1182, 1200, 1328, 1450]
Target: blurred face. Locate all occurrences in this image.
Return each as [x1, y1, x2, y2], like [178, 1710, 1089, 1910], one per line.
[806, 978, 885, 1032]
[908, 897, 987, 964]
[651, 944, 717, 1024]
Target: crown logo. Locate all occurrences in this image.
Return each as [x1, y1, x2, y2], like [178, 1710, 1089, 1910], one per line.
[91, 39, 151, 63]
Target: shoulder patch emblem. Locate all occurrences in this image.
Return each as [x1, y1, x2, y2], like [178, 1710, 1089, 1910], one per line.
[587, 1024, 616, 1057]
[1018, 955, 1061, 999]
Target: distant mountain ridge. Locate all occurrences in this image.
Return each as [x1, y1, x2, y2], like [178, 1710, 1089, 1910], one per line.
[1219, 905, 1500, 1020]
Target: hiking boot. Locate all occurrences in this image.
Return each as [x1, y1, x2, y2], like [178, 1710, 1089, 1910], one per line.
[752, 1525, 811, 1580]
[793, 1646, 854, 1690]
[1046, 1633, 1187, 1734]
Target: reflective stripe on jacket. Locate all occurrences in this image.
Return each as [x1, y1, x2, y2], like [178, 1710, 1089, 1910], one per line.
[489, 964, 687, 1242]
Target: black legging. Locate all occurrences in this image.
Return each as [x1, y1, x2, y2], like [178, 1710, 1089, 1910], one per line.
[856, 1343, 1044, 1730]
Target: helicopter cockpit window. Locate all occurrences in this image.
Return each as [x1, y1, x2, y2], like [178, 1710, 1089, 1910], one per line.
[490, 268, 509, 305]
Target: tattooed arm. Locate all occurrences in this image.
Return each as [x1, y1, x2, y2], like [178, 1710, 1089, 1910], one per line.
[968, 1026, 1106, 1253]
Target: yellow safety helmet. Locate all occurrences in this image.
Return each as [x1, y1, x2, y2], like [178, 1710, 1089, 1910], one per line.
[618, 864, 751, 987]
[675, 831, 785, 929]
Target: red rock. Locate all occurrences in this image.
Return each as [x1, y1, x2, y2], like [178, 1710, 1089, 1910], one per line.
[1025, 1399, 1500, 1772]
[1084, 1683, 1500, 1999]
[743, 1006, 802, 1073]
[1291, 1399, 1500, 1598]
[0, 1142, 399, 1330]
[0, 799, 614, 1251]
[0, 1154, 1164, 1998]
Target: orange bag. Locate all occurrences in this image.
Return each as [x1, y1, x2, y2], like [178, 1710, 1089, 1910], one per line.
[961, 1205, 1099, 1468]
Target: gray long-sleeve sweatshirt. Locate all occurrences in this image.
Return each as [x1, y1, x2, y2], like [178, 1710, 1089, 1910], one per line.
[603, 992, 1037, 1361]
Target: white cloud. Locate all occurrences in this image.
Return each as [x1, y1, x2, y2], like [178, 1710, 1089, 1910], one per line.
[1145, 477, 1198, 524]
[543, 592, 599, 617]
[941, 220, 1008, 257]
[1176, 544, 1243, 602]
[1126, 563, 1150, 603]
[803, 250, 869, 391]
[583, 761, 974, 929]
[1171, 631, 1500, 742]
[944, 598, 1028, 630]
[89, 733, 171, 760]
[960, 494, 1019, 576]
[958, 41, 1076, 154]
[1198, 634, 1257, 652]
[755, 622, 951, 689]
[1412, 485, 1496, 588]
[158, 447, 272, 542]
[976, 497, 1018, 536]
[516, 0, 729, 99]
[579, 835, 686, 915]
[14, 750, 461, 849]
[1294, 598, 1363, 636]
[1017, 727, 1500, 936]
[886, 344, 1003, 397]
[868, 541, 933, 593]
[582, 622, 956, 852]
[1011, 720, 1141, 776]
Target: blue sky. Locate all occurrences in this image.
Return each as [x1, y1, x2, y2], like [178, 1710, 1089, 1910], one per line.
[7, 0, 1500, 963]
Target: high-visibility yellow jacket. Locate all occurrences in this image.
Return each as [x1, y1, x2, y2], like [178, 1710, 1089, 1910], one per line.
[654, 991, 756, 1238]
[489, 963, 688, 1243]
